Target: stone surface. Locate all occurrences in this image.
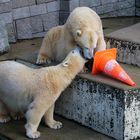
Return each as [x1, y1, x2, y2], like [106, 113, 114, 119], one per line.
[69, 0, 79, 12]
[105, 38, 140, 67]
[16, 18, 32, 39]
[42, 12, 59, 31]
[55, 74, 140, 140]
[79, 0, 101, 7]
[30, 3, 47, 16]
[0, 12, 12, 23]
[36, 0, 54, 4]
[105, 23, 140, 67]
[117, 7, 135, 17]
[136, 0, 140, 8]
[47, 0, 60, 12]
[101, 0, 118, 5]
[0, 116, 113, 140]
[136, 8, 140, 16]
[0, 21, 10, 54]
[59, 0, 69, 11]
[32, 31, 47, 38]
[6, 22, 16, 42]
[0, 1, 12, 13]
[13, 6, 30, 20]
[116, 0, 135, 10]
[0, 0, 10, 3]
[106, 23, 140, 44]
[30, 15, 43, 33]
[12, 0, 28, 8]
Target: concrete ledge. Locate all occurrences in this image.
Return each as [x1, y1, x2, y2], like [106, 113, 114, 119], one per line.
[105, 23, 140, 67]
[55, 75, 140, 140]
[105, 37, 140, 67]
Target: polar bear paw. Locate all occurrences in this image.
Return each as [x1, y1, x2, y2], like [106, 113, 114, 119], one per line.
[0, 115, 11, 123]
[36, 55, 51, 65]
[26, 131, 40, 139]
[47, 120, 62, 129]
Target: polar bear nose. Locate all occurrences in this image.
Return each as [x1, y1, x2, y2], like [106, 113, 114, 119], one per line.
[83, 48, 93, 59]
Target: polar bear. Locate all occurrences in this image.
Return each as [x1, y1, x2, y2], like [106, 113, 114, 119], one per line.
[0, 47, 86, 139]
[36, 7, 106, 64]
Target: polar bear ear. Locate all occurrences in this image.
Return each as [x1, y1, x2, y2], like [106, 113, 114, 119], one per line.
[62, 61, 69, 67]
[76, 30, 82, 37]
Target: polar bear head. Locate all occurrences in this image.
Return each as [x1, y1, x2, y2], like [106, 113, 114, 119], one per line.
[72, 28, 99, 60]
[62, 47, 86, 73]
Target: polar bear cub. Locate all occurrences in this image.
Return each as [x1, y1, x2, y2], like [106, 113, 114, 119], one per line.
[0, 47, 86, 139]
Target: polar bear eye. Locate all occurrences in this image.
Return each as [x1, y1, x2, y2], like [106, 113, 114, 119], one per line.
[76, 30, 82, 37]
[72, 50, 75, 53]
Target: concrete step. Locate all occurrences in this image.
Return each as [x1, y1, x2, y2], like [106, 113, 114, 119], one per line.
[105, 23, 140, 67]
[55, 63, 140, 140]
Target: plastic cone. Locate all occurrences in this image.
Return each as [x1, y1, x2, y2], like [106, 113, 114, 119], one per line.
[92, 48, 136, 86]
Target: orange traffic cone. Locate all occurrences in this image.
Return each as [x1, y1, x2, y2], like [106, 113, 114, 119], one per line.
[92, 48, 136, 86]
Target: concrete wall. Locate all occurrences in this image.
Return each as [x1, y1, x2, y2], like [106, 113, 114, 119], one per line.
[0, 0, 60, 42]
[0, 0, 138, 43]
[136, 0, 140, 16]
[70, 0, 136, 18]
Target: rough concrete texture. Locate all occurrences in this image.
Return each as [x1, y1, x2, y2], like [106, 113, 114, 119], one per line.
[105, 38, 140, 67]
[106, 23, 140, 44]
[0, 116, 113, 140]
[55, 75, 140, 140]
[105, 23, 140, 67]
[0, 21, 10, 54]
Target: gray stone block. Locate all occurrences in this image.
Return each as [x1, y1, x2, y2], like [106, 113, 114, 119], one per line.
[79, 0, 101, 7]
[55, 76, 140, 140]
[12, 0, 29, 8]
[47, 1, 60, 12]
[101, 0, 117, 5]
[6, 23, 16, 43]
[30, 3, 47, 16]
[16, 18, 32, 39]
[136, 8, 140, 16]
[0, 21, 10, 53]
[32, 31, 47, 38]
[117, 7, 135, 16]
[60, 0, 69, 11]
[0, 0, 10, 4]
[59, 11, 69, 25]
[0, 1, 12, 14]
[101, 3, 117, 13]
[69, 0, 79, 12]
[136, 0, 140, 8]
[28, 0, 36, 6]
[30, 16, 43, 33]
[116, 0, 135, 10]
[0, 12, 12, 23]
[13, 7, 30, 20]
[100, 11, 118, 18]
[36, 0, 54, 4]
[42, 12, 59, 31]
[105, 38, 140, 67]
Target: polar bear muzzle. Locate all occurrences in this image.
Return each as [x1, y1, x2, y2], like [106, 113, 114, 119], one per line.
[75, 45, 93, 60]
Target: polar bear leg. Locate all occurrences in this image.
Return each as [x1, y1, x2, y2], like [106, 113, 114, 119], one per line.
[25, 99, 47, 139]
[36, 53, 51, 64]
[44, 104, 62, 129]
[0, 100, 11, 123]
